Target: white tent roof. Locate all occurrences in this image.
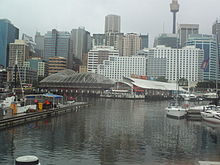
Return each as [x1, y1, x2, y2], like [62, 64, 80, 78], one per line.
[127, 77, 186, 92]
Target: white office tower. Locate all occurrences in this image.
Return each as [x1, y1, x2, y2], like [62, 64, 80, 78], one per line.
[97, 56, 147, 81]
[87, 46, 119, 73]
[147, 45, 204, 84]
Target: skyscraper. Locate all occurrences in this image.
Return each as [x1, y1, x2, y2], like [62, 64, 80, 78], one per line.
[35, 32, 44, 58]
[186, 34, 218, 81]
[178, 24, 199, 48]
[140, 34, 149, 49]
[123, 33, 141, 56]
[105, 15, 121, 33]
[71, 27, 91, 61]
[154, 33, 178, 48]
[0, 19, 19, 67]
[44, 29, 71, 67]
[212, 20, 220, 42]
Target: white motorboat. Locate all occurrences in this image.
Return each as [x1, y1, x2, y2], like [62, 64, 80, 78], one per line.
[201, 109, 220, 124]
[166, 101, 187, 119]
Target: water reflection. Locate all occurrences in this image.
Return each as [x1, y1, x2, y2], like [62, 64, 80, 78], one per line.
[0, 99, 220, 165]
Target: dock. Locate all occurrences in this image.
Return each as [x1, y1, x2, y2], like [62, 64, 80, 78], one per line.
[199, 161, 220, 165]
[186, 109, 202, 120]
[0, 102, 89, 130]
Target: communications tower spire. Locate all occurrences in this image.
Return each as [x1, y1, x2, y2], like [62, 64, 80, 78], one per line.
[170, 0, 179, 34]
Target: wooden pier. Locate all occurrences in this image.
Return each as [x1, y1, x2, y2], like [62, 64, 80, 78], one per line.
[0, 102, 89, 130]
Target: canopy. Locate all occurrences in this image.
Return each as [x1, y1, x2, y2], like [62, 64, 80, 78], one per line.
[43, 94, 63, 98]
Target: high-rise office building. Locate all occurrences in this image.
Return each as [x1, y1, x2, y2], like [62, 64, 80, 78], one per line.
[22, 33, 36, 57]
[48, 56, 67, 75]
[8, 40, 30, 67]
[97, 55, 147, 81]
[71, 27, 91, 62]
[0, 19, 19, 67]
[212, 20, 220, 42]
[44, 29, 71, 67]
[147, 45, 204, 83]
[123, 33, 141, 56]
[154, 33, 178, 48]
[92, 34, 106, 46]
[87, 46, 119, 73]
[105, 15, 121, 33]
[140, 34, 149, 49]
[35, 32, 44, 58]
[186, 34, 218, 81]
[24, 57, 47, 78]
[178, 24, 199, 47]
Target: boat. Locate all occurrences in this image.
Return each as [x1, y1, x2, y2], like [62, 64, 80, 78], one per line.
[201, 108, 220, 124]
[165, 101, 187, 119]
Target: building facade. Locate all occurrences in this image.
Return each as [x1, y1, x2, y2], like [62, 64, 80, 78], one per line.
[48, 56, 67, 75]
[178, 24, 199, 48]
[44, 29, 71, 64]
[154, 33, 178, 48]
[0, 19, 19, 67]
[24, 57, 47, 78]
[87, 46, 119, 73]
[97, 55, 147, 81]
[186, 34, 219, 81]
[140, 34, 149, 49]
[212, 20, 220, 42]
[105, 15, 121, 33]
[71, 27, 91, 62]
[35, 32, 44, 58]
[147, 45, 204, 83]
[92, 34, 106, 46]
[123, 33, 141, 56]
[8, 40, 30, 67]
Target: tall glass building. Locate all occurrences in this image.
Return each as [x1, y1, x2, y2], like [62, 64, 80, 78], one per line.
[186, 34, 219, 81]
[44, 29, 71, 66]
[0, 19, 19, 67]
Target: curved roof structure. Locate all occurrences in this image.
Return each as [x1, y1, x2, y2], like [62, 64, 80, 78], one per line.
[40, 69, 114, 89]
[124, 77, 186, 92]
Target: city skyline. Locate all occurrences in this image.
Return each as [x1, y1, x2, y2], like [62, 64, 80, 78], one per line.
[1, 0, 220, 46]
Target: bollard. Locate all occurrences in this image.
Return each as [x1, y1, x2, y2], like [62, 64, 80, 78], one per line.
[15, 155, 40, 165]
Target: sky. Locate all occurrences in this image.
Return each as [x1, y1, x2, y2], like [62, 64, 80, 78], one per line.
[1, 0, 220, 47]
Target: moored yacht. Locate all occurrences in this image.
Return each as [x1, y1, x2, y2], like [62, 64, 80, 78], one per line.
[201, 109, 220, 124]
[165, 101, 187, 119]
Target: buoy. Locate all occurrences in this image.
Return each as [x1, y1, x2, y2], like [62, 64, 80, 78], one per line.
[15, 155, 40, 165]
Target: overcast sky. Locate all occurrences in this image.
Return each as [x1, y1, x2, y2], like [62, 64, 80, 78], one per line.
[1, 0, 220, 47]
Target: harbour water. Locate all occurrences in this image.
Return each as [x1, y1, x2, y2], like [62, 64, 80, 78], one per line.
[0, 98, 220, 165]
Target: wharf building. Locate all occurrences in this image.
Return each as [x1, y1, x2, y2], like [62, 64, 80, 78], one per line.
[186, 34, 219, 81]
[97, 55, 147, 81]
[147, 45, 204, 85]
[44, 29, 72, 68]
[39, 69, 115, 95]
[154, 33, 178, 48]
[35, 32, 44, 58]
[87, 46, 119, 73]
[0, 19, 19, 68]
[177, 24, 199, 48]
[48, 56, 67, 75]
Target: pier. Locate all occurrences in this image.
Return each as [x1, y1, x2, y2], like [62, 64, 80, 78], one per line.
[0, 102, 89, 130]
